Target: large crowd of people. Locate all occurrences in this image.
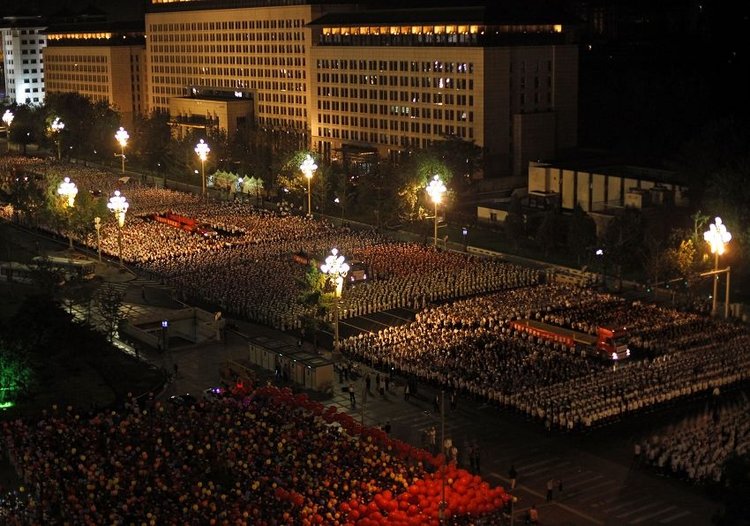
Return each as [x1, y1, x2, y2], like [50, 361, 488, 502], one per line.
[341, 284, 750, 432]
[639, 392, 750, 484]
[3, 157, 750, 490]
[0, 386, 508, 525]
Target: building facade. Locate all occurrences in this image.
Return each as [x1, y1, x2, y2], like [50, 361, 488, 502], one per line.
[144, 0, 578, 177]
[1, 15, 47, 105]
[43, 23, 147, 128]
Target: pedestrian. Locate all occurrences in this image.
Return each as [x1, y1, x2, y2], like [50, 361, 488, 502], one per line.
[450, 390, 457, 411]
[450, 443, 459, 465]
[349, 382, 356, 408]
[404, 382, 410, 401]
[384, 420, 392, 434]
[433, 393, 440, 413]
[379, 377, 386, 397]
[632, 441, 642, 468]
[546, 478, 554, 501]
[365, 373, 371, 392]
[527, 504, 539, 525]
[173, 362, 179, 378]
[384, 375, 390, 392]
[428, 426, 437, 454]
[509, 465, 517, 490]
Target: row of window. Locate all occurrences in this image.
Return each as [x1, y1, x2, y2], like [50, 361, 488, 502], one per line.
[47, 82, 107, 93]
[150, 31, 304, 43]
[149, 44, 305, 56]
[151, 67, 303, 80]
[318, 93, 474, 109]
[46, 63, 107, 73]
[318, 109, 473, 125]
[316, 59, 474, 74]
[149, 19, 305, 32]
[317, 74, 472, 90]
[316, 125, 473, 143]
[152, 55, 304, 69]
[47, 74, 109, 84]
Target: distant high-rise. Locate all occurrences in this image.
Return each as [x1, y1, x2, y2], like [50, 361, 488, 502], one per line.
[1, 14, 47, 104]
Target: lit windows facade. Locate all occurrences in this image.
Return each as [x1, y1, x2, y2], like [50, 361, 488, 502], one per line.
[0, 17, 47, 105]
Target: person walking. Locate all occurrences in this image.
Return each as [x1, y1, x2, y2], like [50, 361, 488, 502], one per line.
[546, 478, 555, 502]
[349, 382, 356, 408]
[404, 382, 410, 401]
[433, 393, 440, 413]
[450, 390, 457, 411]
[509, 465, 518, 490]
[365, 373, 371, 393]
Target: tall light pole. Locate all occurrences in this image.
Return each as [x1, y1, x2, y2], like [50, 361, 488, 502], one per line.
[195, 139, 210, 200]
[93, 216, 102, 262]
[426, 175, 447, 247]
[2, 110, 14, 153]
[50, 117, 65, 160]
[704, 216, 731, 317]
[107, 190, 129, 268]
[57, 177, 78, 250]
[320, 248, 349, 356]
[300, 154, 317, 217]
[115, 127, 129, 173]
[439, 389, 447, 525]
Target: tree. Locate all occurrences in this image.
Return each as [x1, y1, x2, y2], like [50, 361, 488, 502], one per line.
[96, 284, 125, 342]
[567, 203, 598, 266]
[504, 196, 525, 249]
[603, 207, 645, 290]
[133, 109, 173, 174]
[535, 205, 564, 258]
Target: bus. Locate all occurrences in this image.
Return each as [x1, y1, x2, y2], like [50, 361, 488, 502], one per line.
[0, 261, 36, 284]
[32, 255, 96, 281]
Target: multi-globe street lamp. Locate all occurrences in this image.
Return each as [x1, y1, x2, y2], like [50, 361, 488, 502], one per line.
[300, 154, 317, 217]
[703, 216, 731, 317]
[107, 190, 129, 268]
[320, 247, 349, 355]
[50, 117, 65, 160]
[115, 127, 129, 173]
[195, 139, 210, 200]
[2, 110, 14, 153]
[426, 175, 447, 247]
[57, 177, 78, 250]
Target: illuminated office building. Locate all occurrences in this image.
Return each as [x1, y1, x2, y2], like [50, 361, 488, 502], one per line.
[43, 22, 147, 128]
[1, 15, 47, 105]
[144, 0, 578, 177]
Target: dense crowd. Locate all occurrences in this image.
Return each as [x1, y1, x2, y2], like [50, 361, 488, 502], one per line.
[2, 159, 541, 330]
[341, 284, 750, 432]
[639, 392, 750, 484]
[0, 387, 508, 525]
[4, 158, 750, 488]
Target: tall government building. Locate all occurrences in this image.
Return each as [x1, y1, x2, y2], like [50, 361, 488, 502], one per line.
[147, 0, 579, 177]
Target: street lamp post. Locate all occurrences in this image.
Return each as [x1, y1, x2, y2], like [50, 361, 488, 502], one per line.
[107, 190, 129, 268]
[300, 154, 317, 217]
[704, 217, 731, 317]
[94, 216, 102, 262]
[439, 389, 447, 525]
[57, 177, 78, 250]
[320, 248, 349, 356]
[115, 127, 129, 173]
[195, 139, 210, 200]
[2, 110, 14, 153]
[426, 175, 447, 247]
[50, 117, 65, 160]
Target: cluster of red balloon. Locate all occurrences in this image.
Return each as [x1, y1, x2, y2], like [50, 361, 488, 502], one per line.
[340, 465, 508, 525]
[254, 386, 508, 525]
